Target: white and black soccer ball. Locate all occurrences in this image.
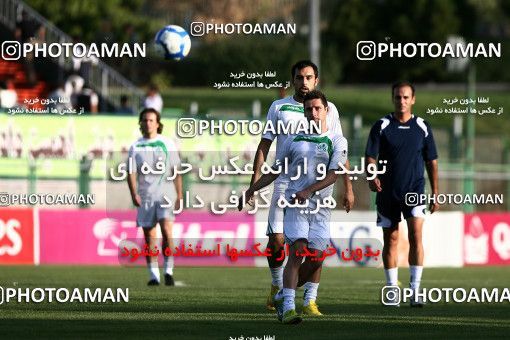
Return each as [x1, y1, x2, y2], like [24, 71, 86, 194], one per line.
[154, 25, 191, 60]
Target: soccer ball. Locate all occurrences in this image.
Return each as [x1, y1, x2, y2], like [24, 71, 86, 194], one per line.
[154, 25, 191, 60]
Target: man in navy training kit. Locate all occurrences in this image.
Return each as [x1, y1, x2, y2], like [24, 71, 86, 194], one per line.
[365, 81, 439, 307]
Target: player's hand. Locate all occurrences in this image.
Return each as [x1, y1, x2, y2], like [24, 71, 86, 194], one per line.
[174, 197, 183, 212]
[294, 189, 311, 204]
[429, 194, 439, 214]
[238, 189, 254, 211]
[368, 178, 382, 192]
[131, 194, 141, 207]
[246, 196, 255, 207]
[343, 189, 354, 213]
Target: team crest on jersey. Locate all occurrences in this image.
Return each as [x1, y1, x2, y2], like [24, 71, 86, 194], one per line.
[317, 143, 328, 153]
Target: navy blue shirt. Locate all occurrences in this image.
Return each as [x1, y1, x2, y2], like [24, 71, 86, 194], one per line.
[365, 113, 438, 202]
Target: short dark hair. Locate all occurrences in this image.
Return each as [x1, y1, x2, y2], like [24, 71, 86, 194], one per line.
[392, 81, 415, 97]
[291, 60, 319, 79]
[139, 108, 164, 134]
[303, 90, 328, 108]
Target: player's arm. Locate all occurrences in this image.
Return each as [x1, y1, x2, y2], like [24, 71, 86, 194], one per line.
[330, 105, 354, 204]
[239, 172, 279, 211]
[250, 138, 273, 186]
[241, 131, 286, 211]
[328, 110, 355, 210]
[249, 172, 280, 196]
[250, 102, 278, 186]
[126, 146, 141, 207]
[423, 121, 439, 213]
[173, 173, 183, 211]
[297, 136, 354, 212]
[127, 172, 141, 207]
[365, 121, 382, 192]
[425, 159, 439, 213]
[169, 141, 184, 211]
[294, 170, 339, 203]
[341, 166, 354, 212]
[365, 156, 382, 192]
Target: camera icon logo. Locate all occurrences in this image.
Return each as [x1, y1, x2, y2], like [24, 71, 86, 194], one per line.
[381, 285, 401, 306]
[177, 118, 198, 138]
[405, 192, 419, 207]
[190, 22, 205, 37]
[0, 192, 10, 206]
[1, 41, 22, 60]
[356, 41, 376, 60]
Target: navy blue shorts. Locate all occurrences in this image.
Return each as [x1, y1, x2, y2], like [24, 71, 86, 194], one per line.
[376, 198, 426, 228]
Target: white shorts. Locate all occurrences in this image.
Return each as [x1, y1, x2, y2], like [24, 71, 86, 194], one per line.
[283, 204, 331, 251]
[136, 199, 174, 228]
[266, 184, 286, 235]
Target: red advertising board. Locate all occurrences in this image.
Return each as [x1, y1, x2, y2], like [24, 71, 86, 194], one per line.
[464, 213, 510, 265]
[0, 208, 36, 264]
[39, 209, 256, 266]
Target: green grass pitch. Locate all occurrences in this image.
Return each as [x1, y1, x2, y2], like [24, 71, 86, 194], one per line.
[0, 266, 509, 339]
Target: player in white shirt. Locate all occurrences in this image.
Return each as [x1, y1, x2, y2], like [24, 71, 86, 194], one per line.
[127, 108, 183, 286]
[249, 60, 350, 312]
[241, 90, 354, 324]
